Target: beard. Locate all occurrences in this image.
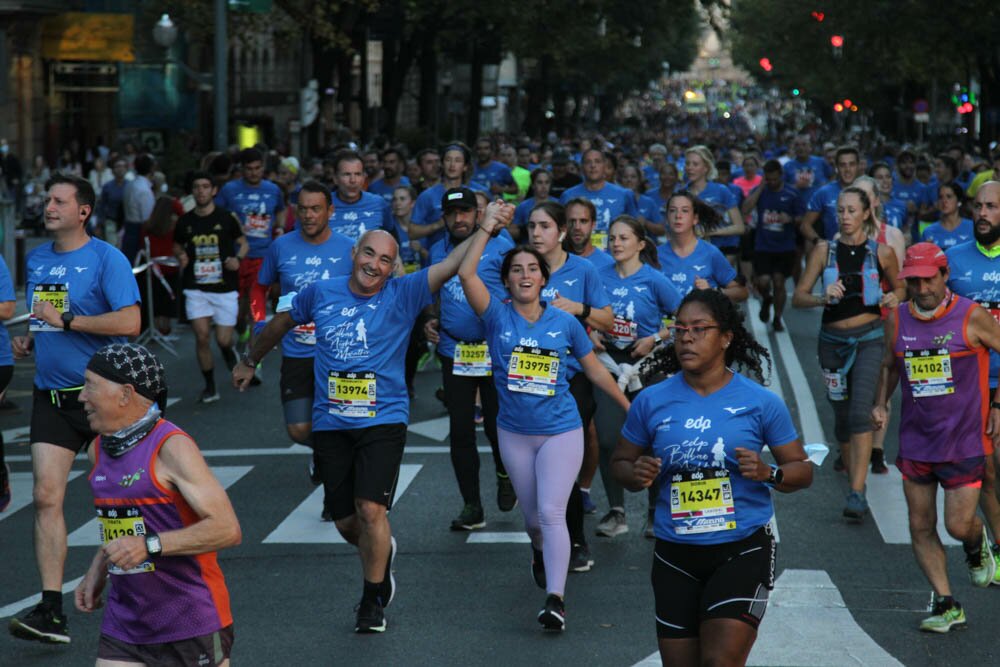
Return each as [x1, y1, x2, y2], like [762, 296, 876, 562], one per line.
[974, 221, 1000, 246]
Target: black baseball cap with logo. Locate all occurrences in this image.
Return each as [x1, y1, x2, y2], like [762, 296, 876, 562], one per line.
[441, 187, 477, 211]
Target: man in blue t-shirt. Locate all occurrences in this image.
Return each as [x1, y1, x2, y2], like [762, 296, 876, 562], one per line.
[8, 174, 141, 645]
[234, 203, 516, 633]
[743, 160, 803, 331]
[367, 148, 410, 204]
[783, 134, 831, 208]
[472, 138, 518, 199]
[559, 148, 638, 247]
[800, 146, 860, 245]
[892, 149, 925, 229]
[328, 150, 394, 242]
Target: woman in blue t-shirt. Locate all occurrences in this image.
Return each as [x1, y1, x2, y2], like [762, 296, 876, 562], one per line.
[684, 145, 745, 264]
[611, 289, 812, 666]
[459, 221, 630, 632]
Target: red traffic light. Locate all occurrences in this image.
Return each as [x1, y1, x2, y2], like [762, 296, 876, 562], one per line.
[958, 102, 974, 114]
[834, 103, 844, 112]
[759, 58, 773, 72]
[811, 11, 825, 21]
[843, 98, 853, 108]
[831, 35, 844, 48]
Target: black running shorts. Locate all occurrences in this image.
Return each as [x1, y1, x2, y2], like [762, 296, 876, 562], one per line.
[752, 250, 795, 278]
[30, 387, 95, 452]
[313, 424, 407, 520]
[569, 373, 596, 426]
[652, 525, 776, 638]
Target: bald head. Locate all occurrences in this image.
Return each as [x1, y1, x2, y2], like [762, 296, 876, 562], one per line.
[350, 229, 400, 296]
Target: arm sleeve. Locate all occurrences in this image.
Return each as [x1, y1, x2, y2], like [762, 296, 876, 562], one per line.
[258, 242, 278, 286]
[288, 282, 316, 325]
[102, 247, 142, 309]
[621, 393, 652, 446]
[712, 247, 738, 286]
[761, 390, 800, 447]
[568, 315, 594, 359]
[655, 274, 683, 315]
[583, 263, 611, 308]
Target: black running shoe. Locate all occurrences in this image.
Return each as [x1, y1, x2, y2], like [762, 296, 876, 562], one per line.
[569, 543, 594, 573]
[531, 547, 546, 589]
[449, 503, 485, 531]
[870, 448, 889, 475]
[8, 603, 70, 644]
[538, 594, 565, 631]
[497, 473, 517, 512]
[354, 597, 386, 634]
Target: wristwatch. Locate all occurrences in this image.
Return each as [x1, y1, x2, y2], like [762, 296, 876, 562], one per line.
[653, 332, 663, 345]
[145, 533, 162, 557]
[579, 304, 591, 320]
[61, 311, 75, 332]
[767, 465, 784, 487]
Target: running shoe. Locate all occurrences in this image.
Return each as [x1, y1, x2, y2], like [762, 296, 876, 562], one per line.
[8, 603, 70, 644]
[580, 489, 597, 515]
[0, 463, 10, 513]
[992, 544, 1000, 586]
[596, 509, 629, 537]
[759, 297, 772, 323]
[537, 594, 565, 631]
[497, 473, 517, 512]
[643, 511, 655, 540]
[197, 388, 220, 404]
[531, 547, 546, 589]
[383, 536, 397, 608]
[967, 526, 996, 588]
[449, 503, 486, 531]
[354, 597, 386, 633]
[919, 600, 966, 633]
[772, 318, 784, 332]
[569, 543, 594, 573]
[843, 491, 868, 522]
[870, 448, 889, 475]
[474, 405, 484, 425]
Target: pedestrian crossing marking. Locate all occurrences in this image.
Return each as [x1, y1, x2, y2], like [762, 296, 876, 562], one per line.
[467, 532, 532, 544]
[0, 471, 84, 523]
[66, 466, 253, 546]
[263, 464, 422, 544]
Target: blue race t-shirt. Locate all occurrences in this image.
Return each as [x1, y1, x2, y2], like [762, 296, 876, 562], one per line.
[513, 196, 555, 228]
[216, 178, 285, 259]
[636, 193, 664, 225]
[755, 185, 804, 253]
[430, 234, 514, 359]
[0, 257, 14, 366]
[782, 156, 830, 205]
[598, 263, 682, 349]
[328, 191, 394, 241]
[921, 218, 974, 250]
[367, 176, 411, 204]
[621, 372, 799, 545]
[579, 247, 615, 271]
[657, 239, 736, 295]
[892, 178, 927, 211]
[482, 297, 592, 435]
[539, 254, 610, 376]
[645, 186, 679, 221]
[806, 180, 843, 241]
[559, 182, 639, 232]
[26, 239, 140, 389]
[258, 230, 355, 358]
[688, 182, 739, 249]
[882, 198, 908, 229]
[290, 271, 433, 430]
[947, 241, 1000, 387]
[412, 182, 489, 248]
[471, 161, 514, 192]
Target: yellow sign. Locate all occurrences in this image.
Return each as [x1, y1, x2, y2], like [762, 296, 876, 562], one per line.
[42, 13, 135, 63]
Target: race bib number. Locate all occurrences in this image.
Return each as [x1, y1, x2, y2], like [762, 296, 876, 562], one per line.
[194, 258, 223, 285]
[96, 506, 155, 575]
[328, 370, 376, 418]
[507, 346, 559, 396]
[591, 231, 608, 251]
[30, 284, 69, 333]
[822, 367, 848, 401]
[608, 316, 638, 346]
[292, 322, 316, 346]
[977, 301, 1000, 325]
[761, 210, 785, 233]
[453, 342, 492, 377]
[243, 212, 272, 239]
[669, 468, 736, 535]
[904, 348, 954, 398]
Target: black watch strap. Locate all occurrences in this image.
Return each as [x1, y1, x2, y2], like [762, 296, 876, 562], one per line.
[579, 304, 591, 321]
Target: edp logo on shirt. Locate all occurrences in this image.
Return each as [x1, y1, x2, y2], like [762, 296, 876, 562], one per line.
[684, 416, 712, 432]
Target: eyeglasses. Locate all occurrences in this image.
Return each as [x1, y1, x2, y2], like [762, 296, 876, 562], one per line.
[668, 324, 721, 340]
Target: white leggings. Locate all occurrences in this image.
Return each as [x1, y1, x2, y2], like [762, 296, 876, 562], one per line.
[497, 426, 584, 596]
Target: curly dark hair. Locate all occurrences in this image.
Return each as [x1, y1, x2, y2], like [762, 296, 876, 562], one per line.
[638, 289, 772, 384]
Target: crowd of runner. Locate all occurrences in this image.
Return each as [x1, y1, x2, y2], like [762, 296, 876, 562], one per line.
[3, 112, 1000, 665]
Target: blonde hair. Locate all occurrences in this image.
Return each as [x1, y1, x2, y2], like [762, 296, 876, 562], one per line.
[851, 175, 884, 238]
[684, 145, 718, 181]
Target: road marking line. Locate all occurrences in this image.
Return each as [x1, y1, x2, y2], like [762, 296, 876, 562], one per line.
[866, 467, 959, 546]
[67, 467, 253, 547]
[467, 532, 532, 544]
[263, 464, 422, 543]
[747, 297, 785, 403]
[0, 471, 84, 523]
[0, 577, 84, 619]
[407, 416, 450, 441]
[774, 326, 827, 446]
[631, 569, 903, 666]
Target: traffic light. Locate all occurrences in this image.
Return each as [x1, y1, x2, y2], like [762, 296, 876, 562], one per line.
[792, 88, 800, 96]
[830, 35, 844, 48]
[834, 103, 844, 112]
[811, 11, 825, 21]
[759, 58, 773, 72]
[843, 98, 852, 108]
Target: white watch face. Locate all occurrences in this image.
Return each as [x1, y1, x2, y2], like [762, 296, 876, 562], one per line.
[147, 535, 162, 553]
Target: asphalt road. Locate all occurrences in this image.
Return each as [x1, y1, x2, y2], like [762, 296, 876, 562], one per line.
[1, 290, 998, 666]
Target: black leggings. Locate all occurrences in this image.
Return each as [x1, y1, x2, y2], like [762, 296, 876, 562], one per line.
[0, 365, 12, 468]
[439, 354, 504, 506]
[567, 373, 596, 547]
